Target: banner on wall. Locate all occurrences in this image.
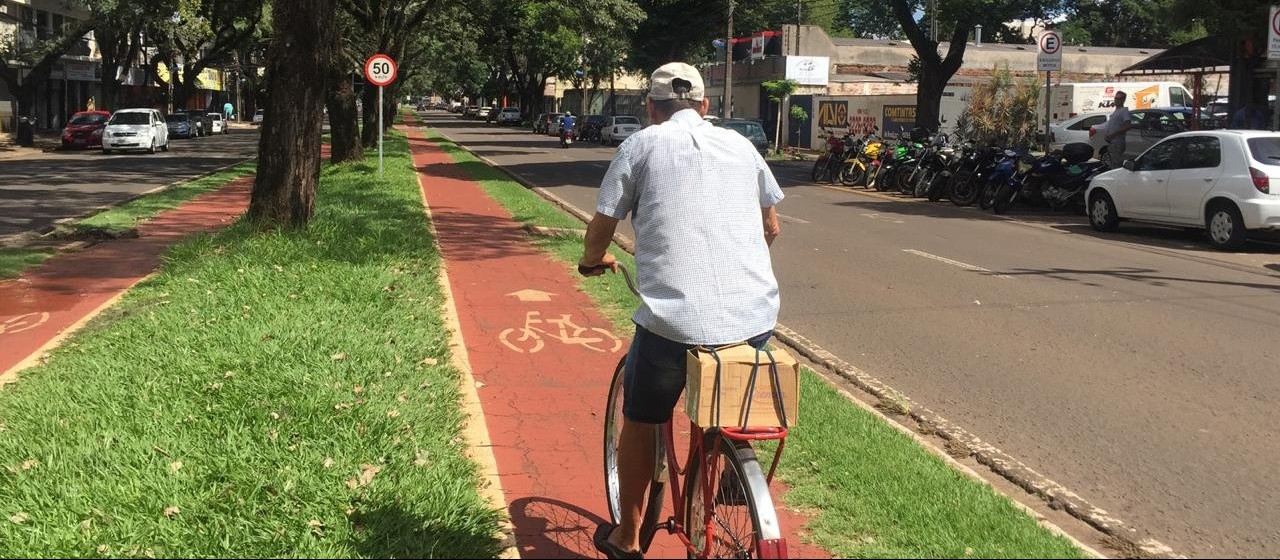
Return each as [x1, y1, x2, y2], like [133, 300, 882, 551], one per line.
[816, 100, 848, 129]
[785, 56, 829, 86]
[882, 105, 917, 133]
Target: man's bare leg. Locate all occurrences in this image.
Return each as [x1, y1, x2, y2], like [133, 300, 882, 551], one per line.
[608, 417, 656, 553]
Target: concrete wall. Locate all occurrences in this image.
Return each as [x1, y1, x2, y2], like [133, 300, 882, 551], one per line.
[781, 24, 1160, 78]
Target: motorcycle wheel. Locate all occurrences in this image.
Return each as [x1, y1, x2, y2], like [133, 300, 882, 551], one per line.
[949, 172, 978, 206]
[978, 180, 1000, 210]
[927, 173, 949, 202]
[810, 156, 827, 182]
[875, 168, 896, 192]
[993, 183, 1016, 215]
[913, 170, 933, 197]
[897, 168, 916, 194]
[841, 164, 865, 186]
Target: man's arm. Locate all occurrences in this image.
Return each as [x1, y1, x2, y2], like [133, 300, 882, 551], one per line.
[762, 207, 780, 247]
[579, 212, 620, 276]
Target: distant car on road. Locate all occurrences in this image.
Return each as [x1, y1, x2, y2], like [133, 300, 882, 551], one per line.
[496, 107, 522, 126]
[577, 114, 606, 141]
[60, 110, 110, 149]
[600, 115, 641, 146]
[207, 113, 227, 134]
[252, 109, 265, 125]
[477, 106, 493, 121]
[1086, 130, 1280, 250]
[165, 113, 198, 139]
[103, 108, 169, 154]
[181, 111, 212, 137]
[715, 118, 769, 155]
[538, 112, 564, 135]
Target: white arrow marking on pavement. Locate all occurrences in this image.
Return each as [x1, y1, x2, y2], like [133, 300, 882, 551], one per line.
[506, 289, 557, 302]
[903, 249, 1012, 279]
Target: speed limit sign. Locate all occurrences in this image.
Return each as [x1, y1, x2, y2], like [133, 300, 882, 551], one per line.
[365, 54, 397, 87]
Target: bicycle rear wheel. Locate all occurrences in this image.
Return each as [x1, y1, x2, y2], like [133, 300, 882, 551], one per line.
[684, 432, 785, 559]
[604, 357, 666, 552]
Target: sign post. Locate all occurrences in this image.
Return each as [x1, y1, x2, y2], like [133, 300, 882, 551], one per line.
[1037, 30, 1062, 153]
[364, 54, 397, 178]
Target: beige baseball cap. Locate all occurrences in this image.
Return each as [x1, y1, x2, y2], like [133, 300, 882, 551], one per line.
[648, 62, 705, 101]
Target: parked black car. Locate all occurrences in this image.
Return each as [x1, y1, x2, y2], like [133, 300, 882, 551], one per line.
[716, 118, 770, 155]
[182, 111, 212, 137]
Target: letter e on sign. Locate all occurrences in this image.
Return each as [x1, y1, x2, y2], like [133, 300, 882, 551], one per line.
[365, 54, 397, 87]
[1037, 30, 1062, 72]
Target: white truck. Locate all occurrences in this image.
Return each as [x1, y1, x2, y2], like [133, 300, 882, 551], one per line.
[1045, 81, 1194, 122]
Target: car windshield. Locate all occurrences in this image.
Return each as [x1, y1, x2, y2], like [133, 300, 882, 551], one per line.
[166, 115, 189, 123]
[1247, 137, 1280, 164]
[615, 117, 640, 125]
[69, 114, 106, 126]
[110, 112, 151, 125]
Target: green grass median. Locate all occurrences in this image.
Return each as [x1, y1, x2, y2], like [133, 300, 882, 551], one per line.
[424, 128, 1085, 559]
[0, 133, 501, 558]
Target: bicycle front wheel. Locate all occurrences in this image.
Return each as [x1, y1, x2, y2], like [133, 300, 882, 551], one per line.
[603, 357, 666, 551]
[684, 433, 785, 559]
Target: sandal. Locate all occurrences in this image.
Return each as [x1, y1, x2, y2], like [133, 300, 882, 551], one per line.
[593, 523, 643, 559]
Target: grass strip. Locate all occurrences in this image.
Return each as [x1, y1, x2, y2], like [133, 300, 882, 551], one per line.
[0, 132, 502, 558]
[0, 247, 58, 280]
[423, 127, 1084, 559]
[69, 161, 258, 236]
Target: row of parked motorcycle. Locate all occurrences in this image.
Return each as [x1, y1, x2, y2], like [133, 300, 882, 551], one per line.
[811, 127, 1110, 215]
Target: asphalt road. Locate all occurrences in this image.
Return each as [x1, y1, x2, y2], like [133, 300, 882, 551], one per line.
[422, 111, 1280, 558]
[0, 128, 259, 240]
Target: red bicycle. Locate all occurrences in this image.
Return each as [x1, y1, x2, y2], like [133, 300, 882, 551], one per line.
[596, 265, 791, 559]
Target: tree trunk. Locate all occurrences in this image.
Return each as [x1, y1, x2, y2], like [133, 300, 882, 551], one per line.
[914, 67, 946, 131]
[360, 83, 379, 148]
[247, 0, 335, 228]
[326, 72, 363, 163]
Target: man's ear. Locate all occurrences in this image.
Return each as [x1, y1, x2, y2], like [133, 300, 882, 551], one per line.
[698, 98, 710, 116]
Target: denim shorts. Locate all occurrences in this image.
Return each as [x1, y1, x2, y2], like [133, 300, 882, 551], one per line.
[622, 324, 772, 424]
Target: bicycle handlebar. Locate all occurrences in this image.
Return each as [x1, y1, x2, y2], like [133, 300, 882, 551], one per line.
[578, 263, 639, 296]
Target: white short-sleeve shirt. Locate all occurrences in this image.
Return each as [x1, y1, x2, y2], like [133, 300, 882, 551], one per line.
[596, 109, 784, 345]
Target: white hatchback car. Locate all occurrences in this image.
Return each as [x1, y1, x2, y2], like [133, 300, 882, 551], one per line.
[1048, 111, 1108, 153]
[1085, 130, 1280, 249]
[207, 113, 227, 134]
[103, 108, 169, 154]
[601, 115, 642, 146]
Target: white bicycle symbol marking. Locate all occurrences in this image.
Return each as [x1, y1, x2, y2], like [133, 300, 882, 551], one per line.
[0, 312, 50, 336]
[499, 311, 622, 354]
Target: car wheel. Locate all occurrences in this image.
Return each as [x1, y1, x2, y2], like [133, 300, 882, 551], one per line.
[149, 139, 158, 154]
[1088, 191, 1120, 232]
[102, 148, 112, 155]
[1206, 202, 1247, 250]
[161, 141, 169, 152]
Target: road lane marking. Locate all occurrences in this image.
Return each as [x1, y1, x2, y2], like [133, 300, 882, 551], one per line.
[903, 249, 1013, 279]
[861, 213, 905, 224]
[778, 213, 810, 224]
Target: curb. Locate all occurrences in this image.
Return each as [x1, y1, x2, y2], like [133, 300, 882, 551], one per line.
[433, 129, 1186, 559]
[2, 158, 256, 251]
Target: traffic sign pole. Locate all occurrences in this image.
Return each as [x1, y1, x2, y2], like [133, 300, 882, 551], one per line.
[378, 85, 384, 178]
[1036, 30, 1062, 153]
[363, 53, 397, 179]
[1045, 70, 1052, 153]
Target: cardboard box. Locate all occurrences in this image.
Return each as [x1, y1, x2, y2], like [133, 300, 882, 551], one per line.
[685, 344, 799, 428]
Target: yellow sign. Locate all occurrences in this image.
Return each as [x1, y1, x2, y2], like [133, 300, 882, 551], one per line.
[155, 63, 225, 91]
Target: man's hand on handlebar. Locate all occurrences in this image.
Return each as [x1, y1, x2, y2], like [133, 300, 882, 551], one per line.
[578, 252, 618, 277]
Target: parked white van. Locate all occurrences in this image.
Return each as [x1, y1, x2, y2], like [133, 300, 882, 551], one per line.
[1047, 81, 1194, 122]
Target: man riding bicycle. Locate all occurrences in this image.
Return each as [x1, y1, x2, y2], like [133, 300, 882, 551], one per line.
[578, 62, 784, 559]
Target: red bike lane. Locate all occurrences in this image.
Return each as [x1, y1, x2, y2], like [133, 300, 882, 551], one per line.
[0, 178, 252, 381]
[408, 124, 829, 559]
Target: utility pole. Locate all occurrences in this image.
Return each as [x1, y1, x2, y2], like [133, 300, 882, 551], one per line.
[725, 0, 735, 118]
[795, 0, 801, 55]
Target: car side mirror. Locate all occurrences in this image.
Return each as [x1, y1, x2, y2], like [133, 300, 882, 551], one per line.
[1122, 159, 1136, 171]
